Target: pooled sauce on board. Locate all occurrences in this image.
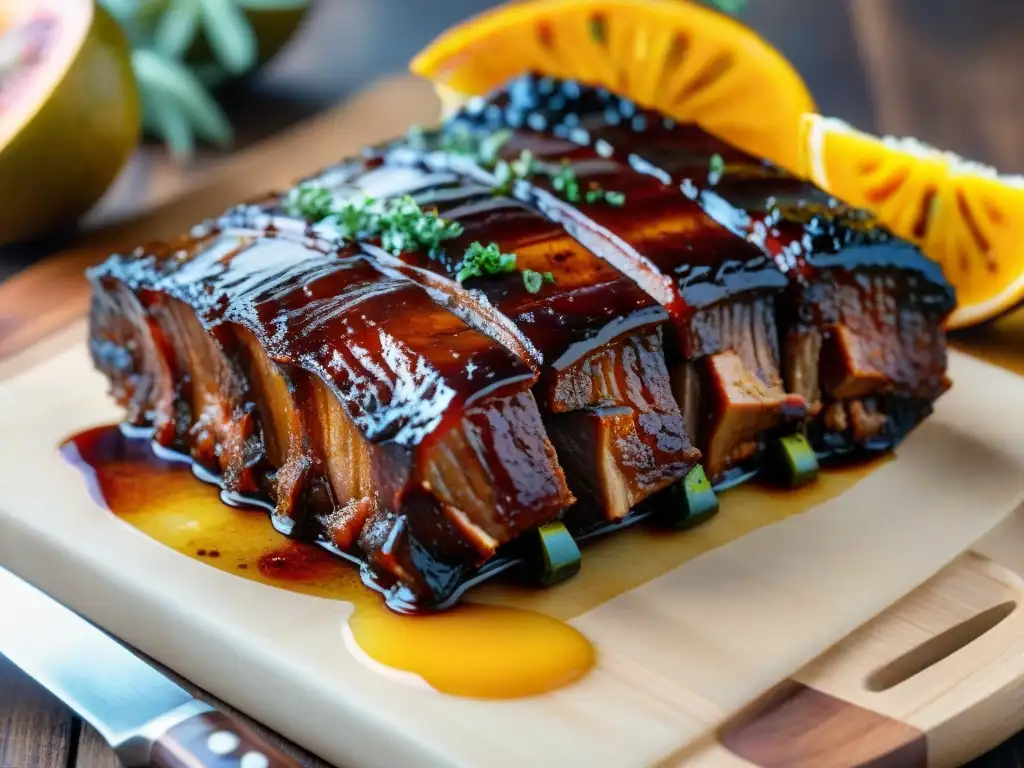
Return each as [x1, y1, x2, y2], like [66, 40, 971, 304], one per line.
[61, 424, 881, 699]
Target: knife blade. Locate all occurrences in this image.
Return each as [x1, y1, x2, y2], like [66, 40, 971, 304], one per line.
[0, 565, 301, 768]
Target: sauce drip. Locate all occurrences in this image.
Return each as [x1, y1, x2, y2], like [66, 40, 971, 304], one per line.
[61, 425, 595, 700]
[61, 424, 883, 696]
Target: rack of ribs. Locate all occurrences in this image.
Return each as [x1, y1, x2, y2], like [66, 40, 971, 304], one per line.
[87, 74, 955, 610]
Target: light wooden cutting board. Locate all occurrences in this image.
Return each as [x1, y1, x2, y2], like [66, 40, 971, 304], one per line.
[5, 77, 1024, 768]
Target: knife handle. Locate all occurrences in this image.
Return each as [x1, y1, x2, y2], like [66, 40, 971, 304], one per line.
[149, 710, 303, 768]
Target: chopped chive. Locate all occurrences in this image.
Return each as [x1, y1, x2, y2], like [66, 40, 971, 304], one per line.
[477, 128, 513, 167]
[283, 184, 335, 221]
[523, 269, 544, 293]
[709, 152, 725, 178]
[522, 521, 581, 586]
[772, 433, 820, 488]
[604, 190, 626, 207]
[585, 188, 604, 204]
[458, 241, 518, 283]
[543, 271, 555, 283]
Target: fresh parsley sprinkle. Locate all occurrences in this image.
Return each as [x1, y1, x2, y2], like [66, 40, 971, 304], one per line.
[440, 124, 478, 156]
[477, 129, 513, 166]
[511, 149, 536, 179]
[552, 163, 581, 202]
[604, 190, 626, 207]
[283, 187, 462, 256]
[709, 152, 725, 178]
[494, 149, 537, 193]
[457, 242, 518, 284]
[522, 269, 557, 294]
[283, 184, 335, 221]
[522, 269, 543, 294]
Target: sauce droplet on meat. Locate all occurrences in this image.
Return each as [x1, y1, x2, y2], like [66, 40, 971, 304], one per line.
[60, 424, 596, 699]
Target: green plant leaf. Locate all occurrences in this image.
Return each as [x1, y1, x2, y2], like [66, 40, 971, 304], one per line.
[200, 0, 258, 74]
[154, 0, 202, 59]
[132, 49, 233, 147]
[235, 0, 309, 9]
[148, 88, 197, 161]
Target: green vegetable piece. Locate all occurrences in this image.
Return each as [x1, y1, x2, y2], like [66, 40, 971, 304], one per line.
[510, 149, 536, 179]
[585, 188, 604, 204]
[774, 433, 820, 488]
[478, 128, 513, 167]
[522, 269, 544, 293]
[523, 521, 581, 586]
[708, 152, 725, 179]
[283, 183, 334, 221]
[458, 242, 518, 284]
[604, 190, 626, 207]
[655, 464, 720, 530]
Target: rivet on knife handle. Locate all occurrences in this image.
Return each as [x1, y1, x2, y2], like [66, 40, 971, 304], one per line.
[148, 710, 303, 768]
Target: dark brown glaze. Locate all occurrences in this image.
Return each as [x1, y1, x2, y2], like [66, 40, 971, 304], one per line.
[88, 230, 576, 608]
[86, 72, 955, 608]
[455, 74, 955, 454]
[216, 153, 700, 520]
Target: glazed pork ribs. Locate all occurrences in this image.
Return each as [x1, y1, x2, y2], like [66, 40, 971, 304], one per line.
[87, 74, 954, 608]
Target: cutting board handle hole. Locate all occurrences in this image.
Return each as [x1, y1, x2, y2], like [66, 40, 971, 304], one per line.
[865, 600, 1016, 692]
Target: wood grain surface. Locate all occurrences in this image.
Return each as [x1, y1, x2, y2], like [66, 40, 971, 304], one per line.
[3, 1, 1024, 766]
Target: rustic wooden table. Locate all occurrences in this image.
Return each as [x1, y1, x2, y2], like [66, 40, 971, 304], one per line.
[4, 1, 1024, 765]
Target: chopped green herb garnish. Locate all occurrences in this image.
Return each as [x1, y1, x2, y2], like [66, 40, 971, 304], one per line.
[283, 184, 335, 221]
[283, 187, 462, 257]
[522, 269, 556, 294]
[511, 149, 536, 179]
[604, 190, 626, 207]
[457, 242, 518, 283]
[522, 269, 543, 294]
[585, 188, 604, 204]
[440, 124, 478, 156]
[478, 129, 513, 167]
[376, 195, 464, 256]
[328, 194, 380, 240]
[552, 163, 583, 202]
[709, 152, 725, 178]
[493, 149, 539, 194]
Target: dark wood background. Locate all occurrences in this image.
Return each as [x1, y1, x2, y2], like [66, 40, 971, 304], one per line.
[4, 0, 1024, 766]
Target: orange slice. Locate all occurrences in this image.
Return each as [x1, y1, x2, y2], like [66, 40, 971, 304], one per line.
[801, 114, 1024, 330]
[411, 0, 815, 174]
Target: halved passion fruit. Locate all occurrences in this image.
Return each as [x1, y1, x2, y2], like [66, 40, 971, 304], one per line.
[0, 0, 139, 244]
[411, 0, 815, 174]
[801, 114, 1024, 330]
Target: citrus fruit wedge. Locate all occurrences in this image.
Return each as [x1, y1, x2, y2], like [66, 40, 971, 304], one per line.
[801, 114, 1024, 330]
[411, 0, 815, 174]
[0, 0, 139, 244]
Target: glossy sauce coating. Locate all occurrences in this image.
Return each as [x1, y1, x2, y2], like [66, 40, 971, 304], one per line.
[449, 79, 789, 326]
[93, 234, 536, 449]
[459, 75, 953, 314]
[358, 163, 669, 372]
